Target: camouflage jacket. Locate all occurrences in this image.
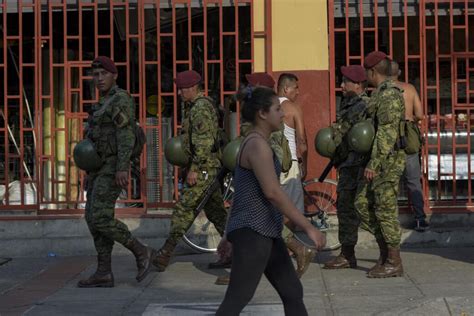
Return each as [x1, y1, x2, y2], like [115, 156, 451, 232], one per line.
[181, 93, 221, 172]
[87, 85, 135, 172]
[332, 91, 370, 168]
[366, 80, 405, 172]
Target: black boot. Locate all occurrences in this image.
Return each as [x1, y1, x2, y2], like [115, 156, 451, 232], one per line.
[323, 245, 357, 269]
[152, 239, 177, 272]
[77, 254, 114, 288]
[124, 238, 157, 282]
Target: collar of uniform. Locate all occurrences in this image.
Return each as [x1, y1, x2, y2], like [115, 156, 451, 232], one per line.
[190, 91, 205, 103]
[376, 79, 395, 92]
[97, 85, 118, 105]
[359, 91, 368, 99]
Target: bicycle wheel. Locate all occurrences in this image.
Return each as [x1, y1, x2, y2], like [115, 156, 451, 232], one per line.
[182, 211, 221, 253]
[303, 178, 338, 215]
[299, 177, 341, 251]
[182, 175, 233, 253]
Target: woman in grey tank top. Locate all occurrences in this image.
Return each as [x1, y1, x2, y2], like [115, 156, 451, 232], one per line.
[216, 87, 326, 316]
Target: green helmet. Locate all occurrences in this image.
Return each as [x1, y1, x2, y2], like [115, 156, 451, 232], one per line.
[222, 137, 243, 171]
[73, 139, 103, 172]
[164, 135, 190, 167]
[348, 120, 375, 153]
[314, 127, 336, 158]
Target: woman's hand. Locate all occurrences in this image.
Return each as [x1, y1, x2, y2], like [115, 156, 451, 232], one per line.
[306, 226, 326, 251]
[217, 236, 233, 262]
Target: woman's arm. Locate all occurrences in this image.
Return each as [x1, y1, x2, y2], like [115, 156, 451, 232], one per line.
[244, 137, 325, 248]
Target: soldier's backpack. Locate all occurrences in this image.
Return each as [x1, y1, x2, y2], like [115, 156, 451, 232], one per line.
[403, 120, 422, 155]
[279, 131, 293, 173]
[193, 96, 229, 160]
[269, 129, 292, 173]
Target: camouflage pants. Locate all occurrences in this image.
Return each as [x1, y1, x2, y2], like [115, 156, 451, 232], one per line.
[85, 173, 132, 255]
[354, 151, 406, 247]
[336, 167, 362, 246]
[168, 168, 227, 244]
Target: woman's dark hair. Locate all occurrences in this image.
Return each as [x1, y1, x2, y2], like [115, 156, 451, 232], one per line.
[241, 86, 277, 123]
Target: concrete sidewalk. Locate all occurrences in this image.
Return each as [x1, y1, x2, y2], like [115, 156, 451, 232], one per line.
[1, 247, 473, 316]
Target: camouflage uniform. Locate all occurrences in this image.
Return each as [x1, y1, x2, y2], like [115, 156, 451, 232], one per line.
[354, 80, 406, 247]
[331, 92, 370, 246]
[167, 93, 227, 244]
[85, 85, 135, 256]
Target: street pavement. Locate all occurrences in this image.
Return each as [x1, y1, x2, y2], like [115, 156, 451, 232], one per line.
[0, 247, 473, 316]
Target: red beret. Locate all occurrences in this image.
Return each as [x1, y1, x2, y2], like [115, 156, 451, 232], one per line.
[363, 51, 388, 69]
[245, 72, 275, 88]
[175, 70, 201, 89]
[92, 56, 117, 74]
[341, 65, 367, 83]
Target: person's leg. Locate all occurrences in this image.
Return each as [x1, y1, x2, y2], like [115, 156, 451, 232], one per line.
[404, 153, 426, 221]
[324, 186, 359, 269]
[367, 155, 405, 278]
[264, 238, 308, 316]
[280, 163, 304, 212]
[79, 174, 123, 287]
[368, 181, 403, 278]
[204, 187, 227, 236]
[153, 183, 201, 271]
[354, 181, 375, 235]
[205, 187, 233, 269]
[85, 174, 125, 253]
[216, 228, 273, 316]
[86, 174, 155, 282]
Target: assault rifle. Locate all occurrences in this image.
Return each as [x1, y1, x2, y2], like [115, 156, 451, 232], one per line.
[318, 160, 334, 183]
[193, 167, 230, 216]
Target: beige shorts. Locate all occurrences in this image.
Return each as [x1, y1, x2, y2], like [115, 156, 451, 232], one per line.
[280, 161, 304, 213]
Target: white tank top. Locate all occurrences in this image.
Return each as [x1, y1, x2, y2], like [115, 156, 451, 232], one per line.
[279, 97, 298, 160]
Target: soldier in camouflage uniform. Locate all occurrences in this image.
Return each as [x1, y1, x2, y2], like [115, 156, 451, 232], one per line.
[354, 51, 406, 278]
[323, 65, 370, 270]
[77, 56, 156, 288]
[153, 70, 227, 272]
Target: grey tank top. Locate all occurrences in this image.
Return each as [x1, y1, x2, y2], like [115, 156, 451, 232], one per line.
[226, 135, 283, 238]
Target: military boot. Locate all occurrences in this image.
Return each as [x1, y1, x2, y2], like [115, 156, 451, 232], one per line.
[323, 245, 357, 269]
[77, 254, 114, 288]
[367, 246, 403, 278]
[368, 239, 388, 274]
[285, 236, 316, 278]
[152, 239, 177, 272]
[124, 237, 157, 282]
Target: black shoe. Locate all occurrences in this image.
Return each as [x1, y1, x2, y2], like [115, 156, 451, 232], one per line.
[414, 219, 430, 232]
[208, 259, 232, 269]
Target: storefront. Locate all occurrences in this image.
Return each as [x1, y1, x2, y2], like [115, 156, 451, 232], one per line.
[1, 0, 473, 217]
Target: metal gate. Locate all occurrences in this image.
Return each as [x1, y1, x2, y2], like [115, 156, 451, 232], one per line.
[0, 0, 264, 216]
[329, 0, 474, 211]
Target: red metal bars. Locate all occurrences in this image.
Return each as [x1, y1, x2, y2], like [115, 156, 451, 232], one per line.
[0, 0, 256, 216]
[329, 0, 474, 212]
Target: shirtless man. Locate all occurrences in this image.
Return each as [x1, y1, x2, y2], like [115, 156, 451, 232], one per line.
[278, 73, 308, 183]
[391, 61, 429, 231]
[276, 73, 315, 277]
